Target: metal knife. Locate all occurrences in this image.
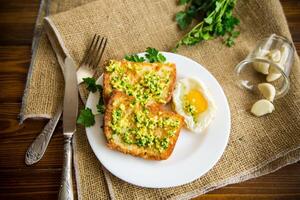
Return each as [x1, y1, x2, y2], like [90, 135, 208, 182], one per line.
[43, 18, 78, 200]
[58, 56, 78, 200]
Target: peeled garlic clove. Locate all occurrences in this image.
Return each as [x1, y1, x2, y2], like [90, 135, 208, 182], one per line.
[251, 99, 275, 117]
[253, 48, 270, 74]
[253, 62, 270, 75]
[257, 83, 276, 102]
[279, 44, 289, 66]
[268, 49, 281, 62]
[256, 48, 270, 57]
[270, 63, 284, 73]
[266, 64, 284, 82]
[267, 45, 289, 82]
[266, 73, 282, 82]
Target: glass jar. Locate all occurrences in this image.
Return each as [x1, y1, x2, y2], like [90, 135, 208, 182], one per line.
[234, 34, 294, 99]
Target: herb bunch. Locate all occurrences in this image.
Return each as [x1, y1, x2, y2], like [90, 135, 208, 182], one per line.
[175, 0, 240, 50]
[77, 77, 105, 127]
[125, 47, 166, 63]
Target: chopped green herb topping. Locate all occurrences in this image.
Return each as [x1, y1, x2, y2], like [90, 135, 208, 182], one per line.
[183, 98, 198, 123]
[109, 103, 179, 151]
[107, 61, 171, 105]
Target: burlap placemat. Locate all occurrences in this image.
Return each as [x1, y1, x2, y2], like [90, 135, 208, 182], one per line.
[21, 0, 300, 199]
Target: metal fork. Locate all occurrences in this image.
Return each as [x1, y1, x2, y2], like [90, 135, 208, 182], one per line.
[25, 34, 108, 165]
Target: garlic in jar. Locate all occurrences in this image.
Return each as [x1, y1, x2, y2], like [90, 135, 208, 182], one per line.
[253, 48, 270, 75]
[268, 49, 281, 62]
[265, 44, 290, 82]
[279, 44, 290, 65]
[257, 83, 276, 102]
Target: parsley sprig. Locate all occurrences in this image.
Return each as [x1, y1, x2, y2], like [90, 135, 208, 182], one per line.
[77, 77, 106, 127]
[125, 54, 145, 62]
[175, 0, 240, 50]
[145, 47, 166, 63]
[82, 77, 105, 114]
[96, 84, 105, 114]
[124, 47, 166, 63]
[77, 107, 95, 127]
[82, 77, 102, 93]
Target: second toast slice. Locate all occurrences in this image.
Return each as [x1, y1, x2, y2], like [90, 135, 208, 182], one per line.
[104, 91, 184, 160]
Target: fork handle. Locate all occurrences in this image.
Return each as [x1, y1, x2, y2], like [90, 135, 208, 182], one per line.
[25, 105, 62, 165]
[58, 135, 74, 200]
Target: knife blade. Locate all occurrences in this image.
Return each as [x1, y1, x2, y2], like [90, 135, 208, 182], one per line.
[62, 57, 78, 136]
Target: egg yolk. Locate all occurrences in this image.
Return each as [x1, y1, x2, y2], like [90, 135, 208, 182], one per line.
[185, 89, 208, 115]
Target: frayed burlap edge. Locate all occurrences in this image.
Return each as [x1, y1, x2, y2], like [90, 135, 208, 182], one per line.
[19, 0, 51, 123]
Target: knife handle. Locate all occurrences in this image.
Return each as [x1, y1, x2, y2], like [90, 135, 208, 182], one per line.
[58, 135, 74, 200]
[25, 105, 62, 165]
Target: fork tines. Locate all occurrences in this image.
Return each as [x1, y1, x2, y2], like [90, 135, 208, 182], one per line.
[82, 34, 108, 69]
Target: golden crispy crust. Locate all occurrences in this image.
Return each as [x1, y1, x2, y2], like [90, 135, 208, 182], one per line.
[103, 91, 184, 160]
[102, 60, 176, 105]
[165, 62, 176, 105]
[103, 71, 111, 104]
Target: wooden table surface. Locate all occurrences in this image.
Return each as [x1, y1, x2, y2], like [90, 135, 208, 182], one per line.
[0, 0, 300, 199]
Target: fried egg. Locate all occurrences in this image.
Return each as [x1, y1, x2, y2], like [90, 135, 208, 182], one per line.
[172, 77, 216, 133]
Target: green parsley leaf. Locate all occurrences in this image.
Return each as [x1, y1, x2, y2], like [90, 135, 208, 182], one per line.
[97, 84, 103, 93]
[145, 47, 166, 63]
[204, 16, 213, 24]
[179, 0, 191, 5]
[176, 11, 192, 30]
[125, 54, 145, 62]
[224, 30, 240, 47]
[157, 53, 166, 63]
[97, 104, 105, 114]
[82, 77, 101, 93]
[215, 1, 222, 12]
[77, 108, 95, 127]
[97, 84, 105, 114]
[124, 47, 167, 63]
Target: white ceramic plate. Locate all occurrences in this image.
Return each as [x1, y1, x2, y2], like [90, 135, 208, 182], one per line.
[85, 52, 231, 188]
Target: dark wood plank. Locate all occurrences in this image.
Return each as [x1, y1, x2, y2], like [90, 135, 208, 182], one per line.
[0, 46, 31, 102]
[0, 0, 299, 200]
[0, 169, 60, 199]
[0, 45, 64, 169]
[0, 168, 78, 200]
[281, 0, 300, 42]
[0, 0, 40, 45]
[0, 116, 64, 169]
[197, 163, 300, 199]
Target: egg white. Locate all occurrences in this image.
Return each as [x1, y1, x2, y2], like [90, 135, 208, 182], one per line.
[172, 77, 217, 133]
